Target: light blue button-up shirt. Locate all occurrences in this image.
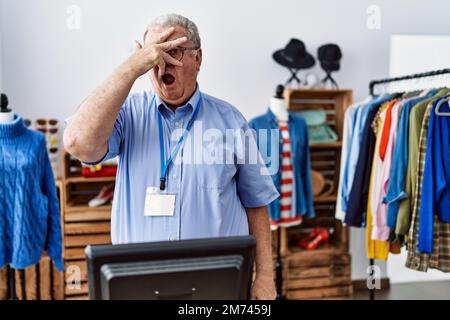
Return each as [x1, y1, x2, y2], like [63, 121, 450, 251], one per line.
[90, 85, 279, 244]
[340, 95, 393, 213]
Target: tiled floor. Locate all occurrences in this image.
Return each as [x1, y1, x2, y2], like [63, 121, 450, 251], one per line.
[353, 280, 450, 300]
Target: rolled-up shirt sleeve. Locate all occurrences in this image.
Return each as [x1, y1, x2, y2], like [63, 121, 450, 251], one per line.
[64, 101, 127, 166]
[235, 121, 280, 208]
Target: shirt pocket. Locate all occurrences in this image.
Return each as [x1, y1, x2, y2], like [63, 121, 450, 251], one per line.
[194, 163, 237, 190]
[183, 130, 237, 190]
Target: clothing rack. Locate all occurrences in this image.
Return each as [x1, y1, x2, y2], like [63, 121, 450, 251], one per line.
[368, 67, 450, 300]
[370, 68, 450, 95]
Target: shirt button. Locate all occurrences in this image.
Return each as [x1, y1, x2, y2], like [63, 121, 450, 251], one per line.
[172, 174, 177, 180]
[175, 121, 180, 127]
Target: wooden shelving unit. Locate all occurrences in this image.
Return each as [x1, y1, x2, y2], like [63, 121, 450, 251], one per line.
[275, 88, 353, 300]
[59, 152, 114, 300]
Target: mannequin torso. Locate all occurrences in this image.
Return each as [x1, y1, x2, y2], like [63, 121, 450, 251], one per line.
[0, 111, 14, 123]
[269, 97, 288, 121]
[0, 93, 14, 123]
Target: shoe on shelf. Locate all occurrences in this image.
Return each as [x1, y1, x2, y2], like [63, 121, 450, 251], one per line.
[297, 226, 322, 248]
[297, 228, 330, 250]
[88, 184, 115, 208]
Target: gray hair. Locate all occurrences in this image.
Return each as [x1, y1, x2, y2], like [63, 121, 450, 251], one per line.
[145, 14, 201, 48]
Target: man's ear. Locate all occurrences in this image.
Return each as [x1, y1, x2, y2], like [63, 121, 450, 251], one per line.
[196, 48, 203, 71]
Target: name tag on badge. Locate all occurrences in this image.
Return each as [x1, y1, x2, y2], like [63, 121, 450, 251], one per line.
[144, 187, 176, 217]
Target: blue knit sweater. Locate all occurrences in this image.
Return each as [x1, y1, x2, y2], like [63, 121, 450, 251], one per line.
[0, 115, 63, 271]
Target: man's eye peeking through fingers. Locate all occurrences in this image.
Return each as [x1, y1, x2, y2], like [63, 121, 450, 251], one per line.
[148, 24, 201, 105]
[167, 48, 182, 61]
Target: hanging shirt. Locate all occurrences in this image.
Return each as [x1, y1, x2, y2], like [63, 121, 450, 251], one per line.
[335, 101, 363, 221]
[374, 100, 401, 241]
[341, 96, 377, 212]
[370, 102, 391, 241]
[405, 99, 436, 272]
[396, 90, 450, 237]
[383, 90, 440, 232]
[378, 100, 396, 161]
[366, 105, 390, 261]
[0, 115, 63, 271]
[80, 86, 279, 244]
[344, 95, 396, 227]
[419, 96, 450, 254]
[277, 120, 302, 227]
[250, 109, 314, 222]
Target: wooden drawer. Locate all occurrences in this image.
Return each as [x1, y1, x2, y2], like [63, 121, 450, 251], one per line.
[65, 222, 110, 235]
[287, 275, 351, 290]
[64, 248, 87, 261]
[286, 249, 350, 268]
[66, 294, 88, 300]
[65, 211, 111, 223]
[65, 281, 89, 296]
[65, 234, 111, 248]
[286, 284, 352, 300]
[288, 264, 350, 280]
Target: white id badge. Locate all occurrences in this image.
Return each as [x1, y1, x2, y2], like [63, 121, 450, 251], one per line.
[144, 187, 176, 217]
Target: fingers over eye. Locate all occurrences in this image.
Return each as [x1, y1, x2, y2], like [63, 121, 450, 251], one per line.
[159, 36, 188, 51]
[163, 52, 183, 67]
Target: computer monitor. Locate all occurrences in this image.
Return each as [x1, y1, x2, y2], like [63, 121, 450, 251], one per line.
[85, 236, 256, 300]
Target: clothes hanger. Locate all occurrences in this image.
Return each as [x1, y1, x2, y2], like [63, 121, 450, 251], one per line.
[435, 97, 450, 116]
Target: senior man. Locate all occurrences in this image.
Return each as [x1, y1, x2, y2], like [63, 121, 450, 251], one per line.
[64, 14, 279, 299]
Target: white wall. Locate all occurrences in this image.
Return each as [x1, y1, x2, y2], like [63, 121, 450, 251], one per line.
[1, 0, 450, 280]
[390, 35, 450, 77]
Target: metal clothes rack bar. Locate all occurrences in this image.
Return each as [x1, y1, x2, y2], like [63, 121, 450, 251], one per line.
[368, 67, 450, 300]
[370, 68, 450, 95]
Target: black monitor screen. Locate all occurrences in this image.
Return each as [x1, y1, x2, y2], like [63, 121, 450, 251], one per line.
[85, 236, 256, 300]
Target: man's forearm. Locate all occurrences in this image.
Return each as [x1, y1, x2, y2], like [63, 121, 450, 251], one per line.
[246, 206, 274, 279]
[63, 60, 138, 163]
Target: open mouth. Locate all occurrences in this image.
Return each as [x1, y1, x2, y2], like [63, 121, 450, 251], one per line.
[161, 73, 175, 86]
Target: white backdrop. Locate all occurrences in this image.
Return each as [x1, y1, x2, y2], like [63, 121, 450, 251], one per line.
[1, 0, 450, 280]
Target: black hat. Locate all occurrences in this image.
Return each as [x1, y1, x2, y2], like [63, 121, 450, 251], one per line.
[273, 38, 315, 69]
[318, 43, 342, 72]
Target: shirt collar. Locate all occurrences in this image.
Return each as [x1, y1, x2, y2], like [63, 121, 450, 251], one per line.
[266, 107, 293, 124]
[156, 83, 201, 118]
[0, 115, 27, 139]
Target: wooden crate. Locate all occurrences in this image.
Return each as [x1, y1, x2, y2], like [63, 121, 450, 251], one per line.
[276, 89, 353, 300]
[284, 249, 352, 300]
[0, 255, 64, 300]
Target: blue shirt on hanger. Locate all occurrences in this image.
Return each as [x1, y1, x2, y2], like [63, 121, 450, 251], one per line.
[419, 96, 450, 254]
[249, 109, 314, 221]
